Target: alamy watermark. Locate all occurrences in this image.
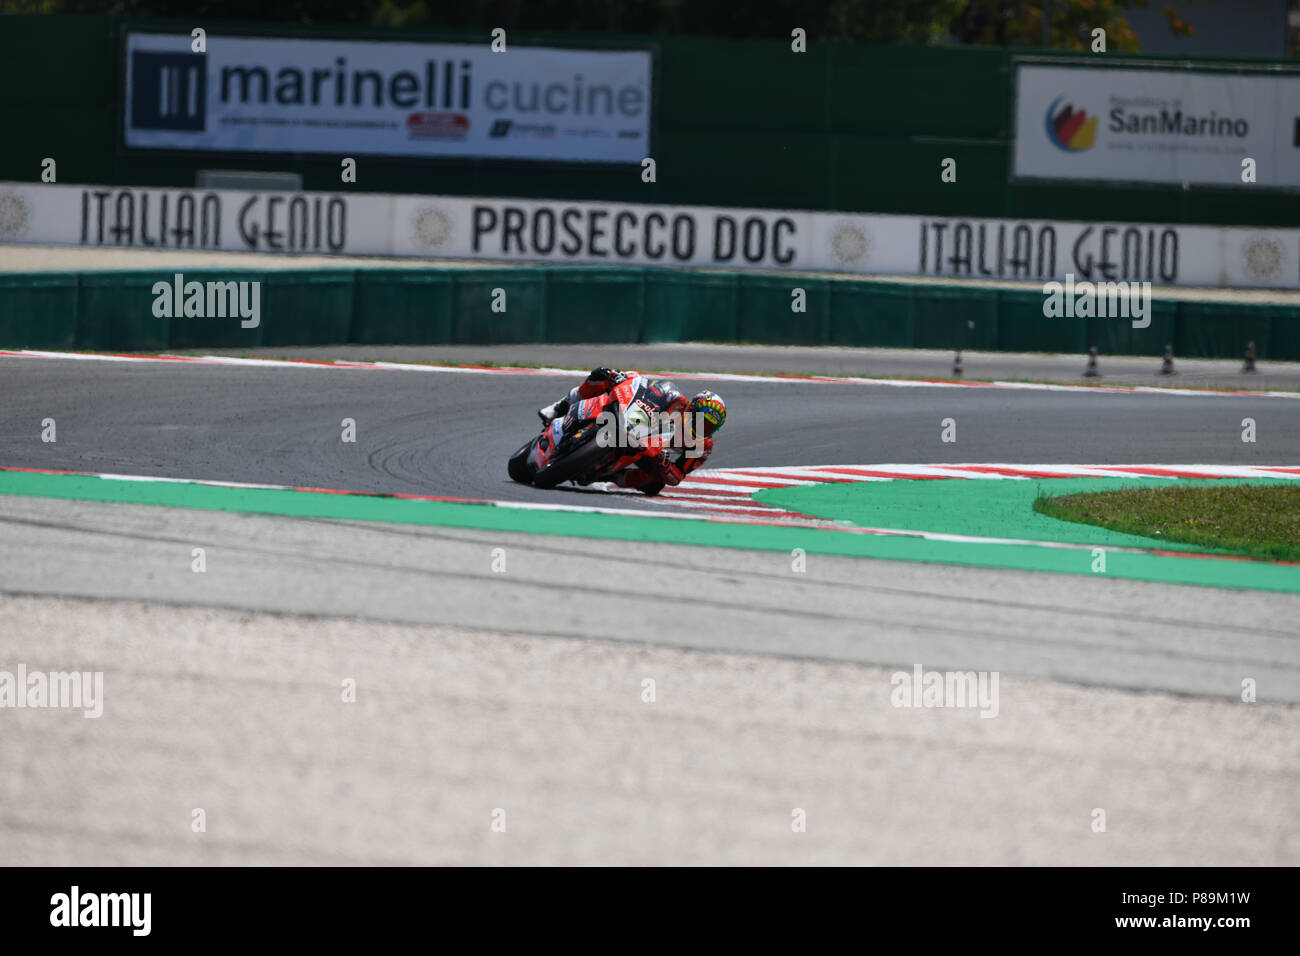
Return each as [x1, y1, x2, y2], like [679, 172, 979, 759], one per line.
[890, 663, 999, 718]
[1042, 273, 1151, 329]
[151, 272, 261, 328]
[595, 408, 709, 459]
[0, 664, 103, 718]
[50, 886, 150, 936]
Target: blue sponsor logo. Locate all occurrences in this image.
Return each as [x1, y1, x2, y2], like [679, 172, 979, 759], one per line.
[130, 51, 206, 132]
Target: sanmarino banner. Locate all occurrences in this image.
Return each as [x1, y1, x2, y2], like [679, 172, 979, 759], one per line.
[1014, 60, 1300, 190]
[0, 182, 1297, 289]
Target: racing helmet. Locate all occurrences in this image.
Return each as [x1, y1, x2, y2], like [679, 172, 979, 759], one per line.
[688, 391, 726, 437]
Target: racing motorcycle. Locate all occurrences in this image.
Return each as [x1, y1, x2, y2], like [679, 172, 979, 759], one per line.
[507, 374, 684, 490]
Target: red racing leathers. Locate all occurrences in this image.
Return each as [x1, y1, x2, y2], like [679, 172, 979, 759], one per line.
[561, 368, 712, 496]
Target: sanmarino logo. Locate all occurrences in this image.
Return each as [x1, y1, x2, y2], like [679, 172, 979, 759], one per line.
[1045, 96, 1097, 152]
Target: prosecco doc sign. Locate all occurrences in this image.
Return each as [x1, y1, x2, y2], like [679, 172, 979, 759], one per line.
[0, 181, 1296, 290]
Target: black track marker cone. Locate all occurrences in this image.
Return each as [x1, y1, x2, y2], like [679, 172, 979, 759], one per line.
[1083, 346, 1100, 378]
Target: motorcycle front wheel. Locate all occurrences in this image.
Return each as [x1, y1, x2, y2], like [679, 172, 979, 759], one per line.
[507, 442, 534, 484]
[531, 434, 610, 490]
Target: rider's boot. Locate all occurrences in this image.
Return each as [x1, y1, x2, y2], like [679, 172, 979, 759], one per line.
[538, 398, 570, 425]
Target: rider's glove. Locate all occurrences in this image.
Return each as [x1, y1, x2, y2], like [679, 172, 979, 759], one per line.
[589, 367, 613, 382]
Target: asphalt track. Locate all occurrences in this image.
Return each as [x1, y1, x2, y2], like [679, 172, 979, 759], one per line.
[3, 350, 1299, 865]
[3, 354, 1299, 512]
[2, 352, 1300, 703]
[2, 257, 1300, 868]
[8, 252, 1300, 866]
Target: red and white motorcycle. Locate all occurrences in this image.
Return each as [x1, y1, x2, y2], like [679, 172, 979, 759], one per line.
[507, 375, 687, 490]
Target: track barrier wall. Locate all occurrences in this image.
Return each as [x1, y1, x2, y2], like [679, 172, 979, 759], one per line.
[2, 266, 1296, 359]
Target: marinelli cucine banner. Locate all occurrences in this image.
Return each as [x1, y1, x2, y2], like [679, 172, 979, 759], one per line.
[1, 181, 1296, 290]
[122, 32, 652, 164]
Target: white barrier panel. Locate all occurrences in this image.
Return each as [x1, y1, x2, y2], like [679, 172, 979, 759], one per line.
[0, 182, 1297, 289]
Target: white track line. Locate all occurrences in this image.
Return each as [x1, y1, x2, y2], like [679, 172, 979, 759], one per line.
[2, 349, 1296, 399]
[4, 463, 1298, 553]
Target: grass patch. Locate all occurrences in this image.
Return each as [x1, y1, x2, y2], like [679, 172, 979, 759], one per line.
[1034, 482, 1300, 561]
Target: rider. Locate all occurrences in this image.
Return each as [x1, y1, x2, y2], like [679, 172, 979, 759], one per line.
[538, 368, 726, 496]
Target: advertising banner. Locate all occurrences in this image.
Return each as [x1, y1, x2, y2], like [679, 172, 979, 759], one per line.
[2, 182, 1297, 290]
[1014, 61, 1300, 190]
[123, 32, 652, 163]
